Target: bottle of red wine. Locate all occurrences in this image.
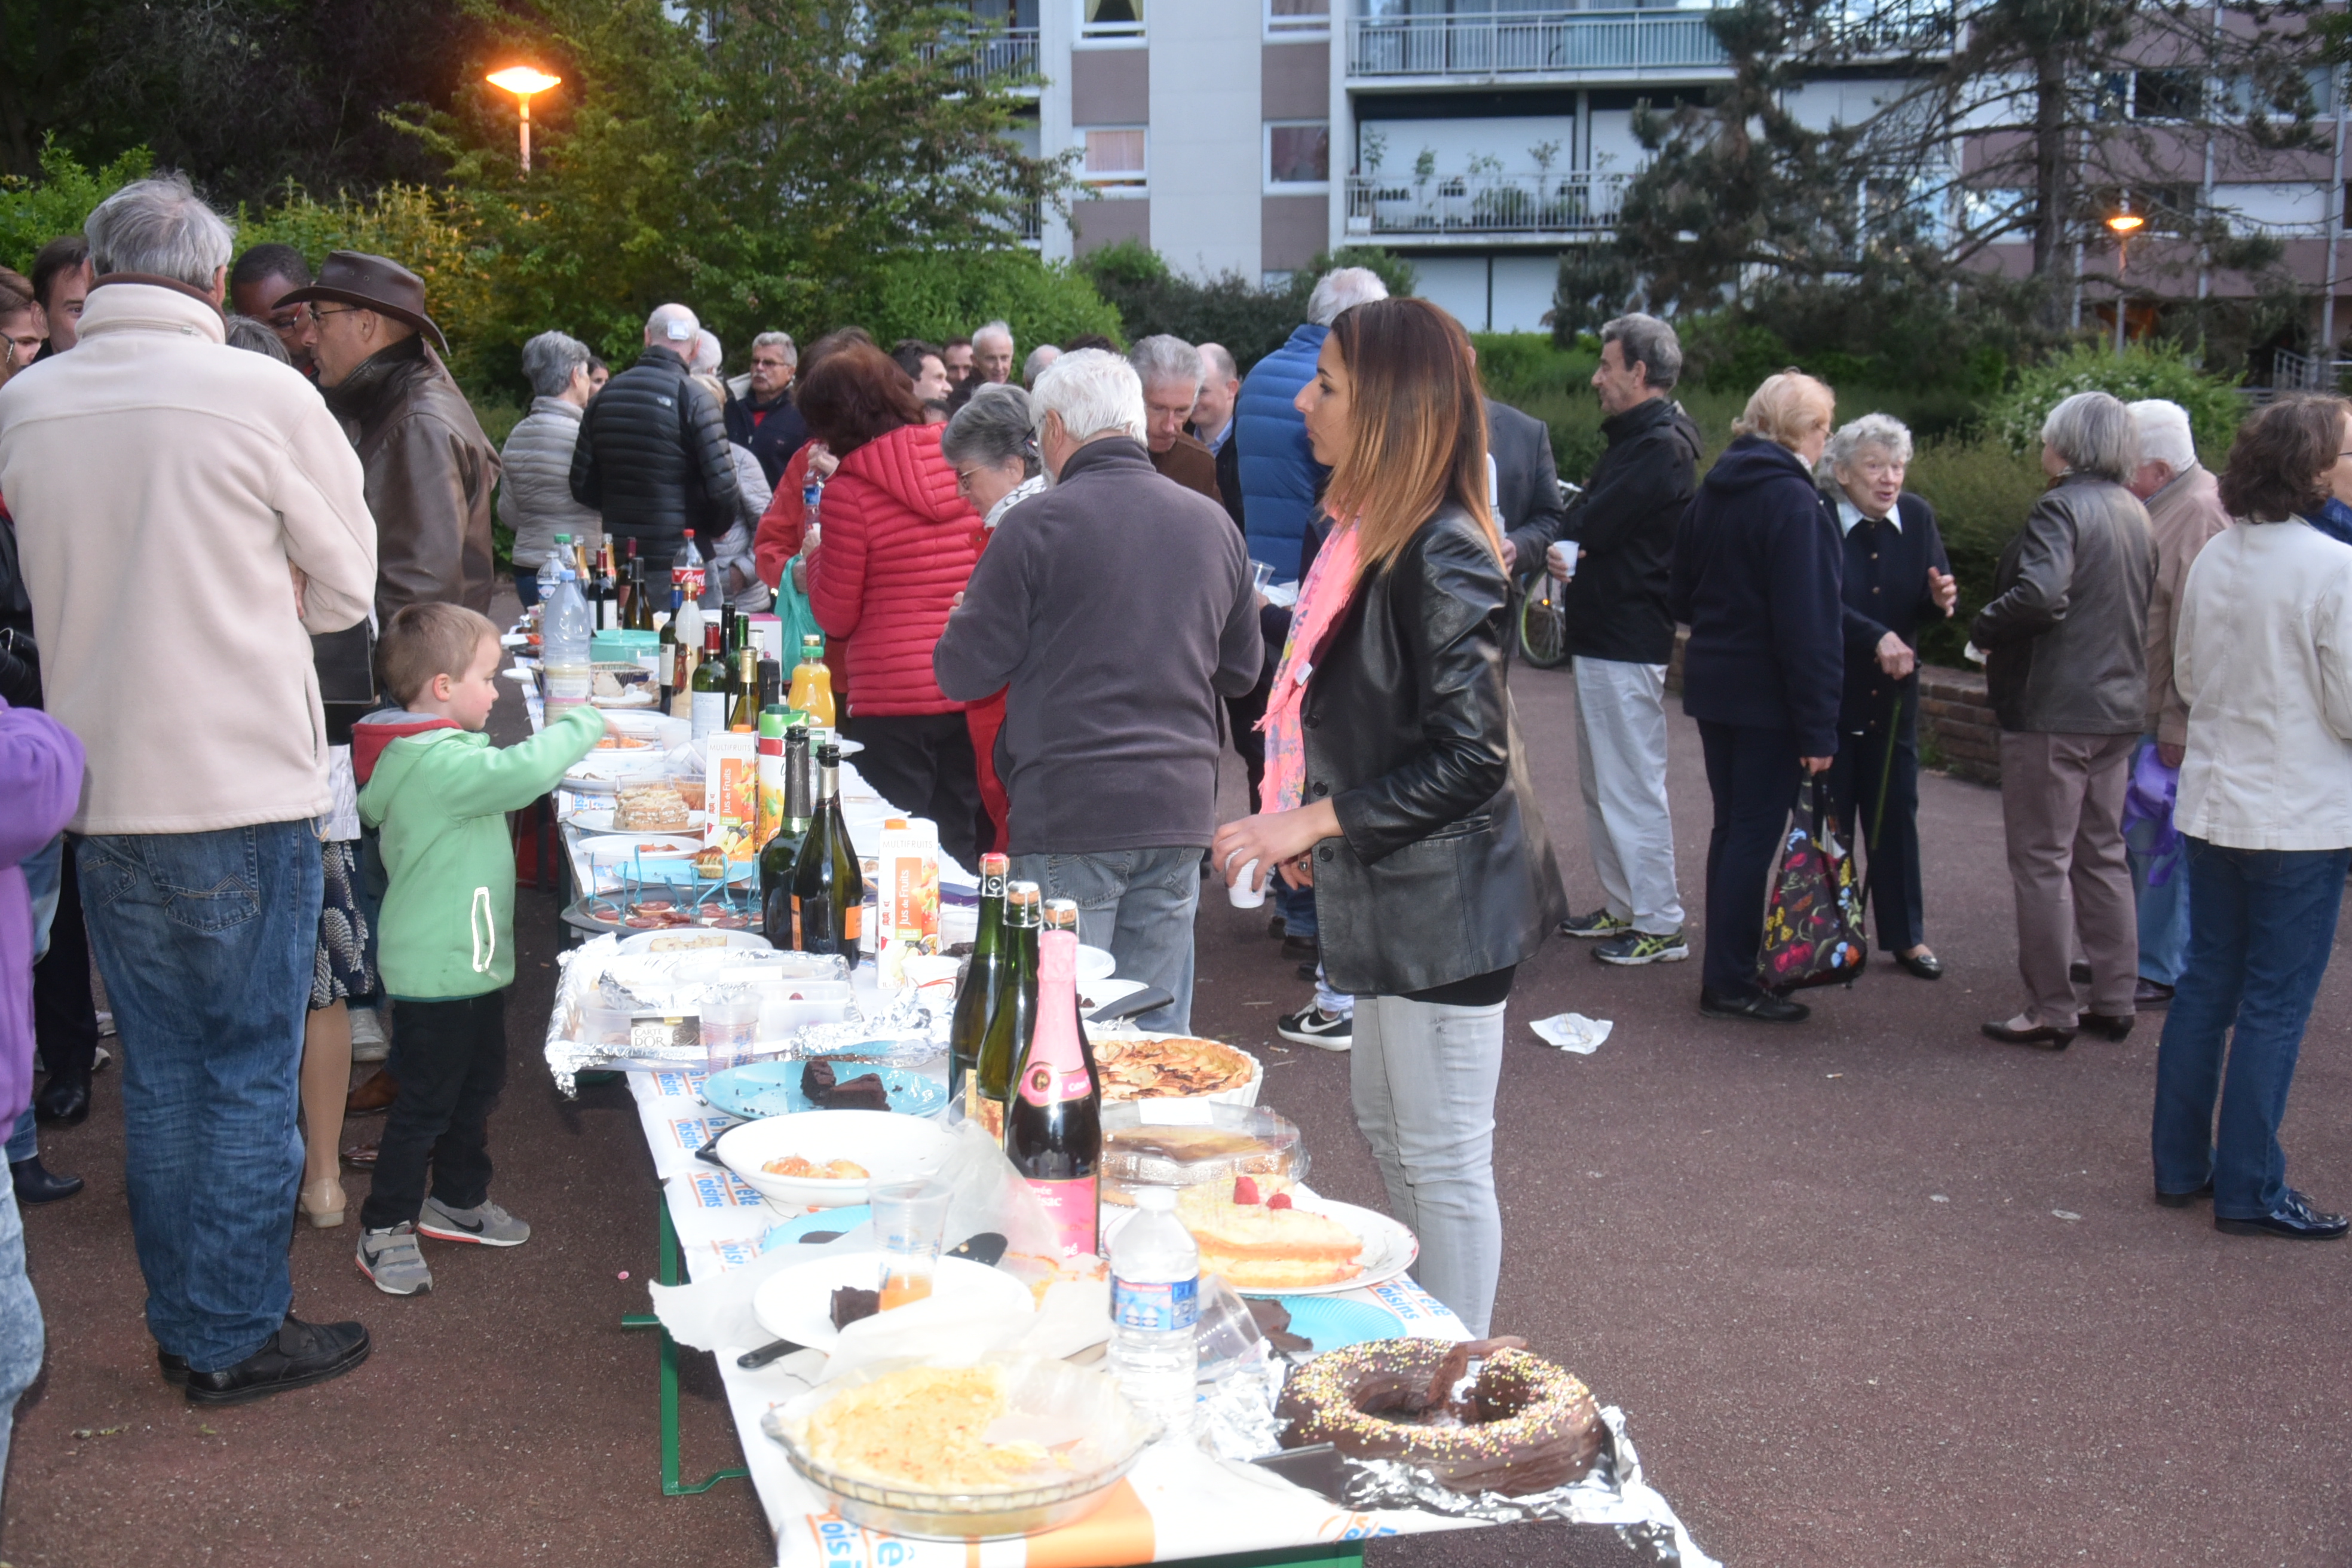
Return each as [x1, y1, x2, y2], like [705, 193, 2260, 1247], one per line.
[1004, 926, 1102, 1258]
[1040, 898, 1101, 1100]
[949, 853, 1011, 1111]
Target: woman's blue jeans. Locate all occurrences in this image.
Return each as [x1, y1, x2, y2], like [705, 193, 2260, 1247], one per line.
[2151, 837, 2350, 1218]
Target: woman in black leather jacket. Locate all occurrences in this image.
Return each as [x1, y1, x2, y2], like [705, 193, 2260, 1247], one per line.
[1212, 298, 1563, 1336]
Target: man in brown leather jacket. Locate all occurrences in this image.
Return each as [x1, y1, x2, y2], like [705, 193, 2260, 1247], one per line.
[286, 252, 499, 621]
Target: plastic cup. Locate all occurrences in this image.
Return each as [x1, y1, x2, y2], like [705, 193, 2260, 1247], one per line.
[1547, 540, 1580, 580]
[699, 994, 761, 1072]
[1224, 853, 1266, 910]
[871, 1177, 954, 1310]
[1250, 560, 1276, 597]
[1193, 1273, 1269, 1383]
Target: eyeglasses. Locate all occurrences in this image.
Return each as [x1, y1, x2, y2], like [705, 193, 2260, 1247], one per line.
[307, 304, 359, 326]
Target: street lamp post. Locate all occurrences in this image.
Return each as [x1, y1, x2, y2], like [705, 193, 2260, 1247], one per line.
[486, 66, 562, 176]
[2105, 208, 2144, 356]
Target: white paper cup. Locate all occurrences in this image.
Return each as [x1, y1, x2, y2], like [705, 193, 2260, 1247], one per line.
[1548, 540, 1581, 580]
[1225, 857, 1266, 909]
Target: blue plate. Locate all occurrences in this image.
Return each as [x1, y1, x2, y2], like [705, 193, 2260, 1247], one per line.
[1272, 1296, 1401, 1353]
[762, 1203, 871, 1247]
[703, 1060, 949, 1121]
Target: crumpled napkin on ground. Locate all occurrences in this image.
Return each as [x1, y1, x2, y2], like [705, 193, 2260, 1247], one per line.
[1530, 1012, 1612, 1054]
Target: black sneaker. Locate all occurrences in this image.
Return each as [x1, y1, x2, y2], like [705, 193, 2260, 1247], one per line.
[1276, 1005, 1353, 1051]
[183, 1313, 371, 1406]
[1560, 908, 1632, 939]
[1594, 929, 1690, 966]
[1698, 986, 1809, 1024]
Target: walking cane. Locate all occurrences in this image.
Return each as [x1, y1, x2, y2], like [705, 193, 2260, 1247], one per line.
[1856, 694, 1903, 923]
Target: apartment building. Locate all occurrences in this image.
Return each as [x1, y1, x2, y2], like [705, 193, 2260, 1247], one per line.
[988, 2, 2348, 352]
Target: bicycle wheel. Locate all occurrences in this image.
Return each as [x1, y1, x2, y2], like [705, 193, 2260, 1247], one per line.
[1517, 575, 1571, 668]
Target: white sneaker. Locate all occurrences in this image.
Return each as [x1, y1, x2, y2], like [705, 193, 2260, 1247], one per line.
[348, 1006, 390, 1064]
[1276, 1005, 1353, 1052]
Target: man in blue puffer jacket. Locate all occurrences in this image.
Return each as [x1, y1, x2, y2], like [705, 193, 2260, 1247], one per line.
[1233, 267, 1390, 572]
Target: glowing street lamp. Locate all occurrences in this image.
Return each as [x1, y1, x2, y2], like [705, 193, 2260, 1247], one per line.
[2105, 208, 2144, 354]
[486, 66, 562, 175]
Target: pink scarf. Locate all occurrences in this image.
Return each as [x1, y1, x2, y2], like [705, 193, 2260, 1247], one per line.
[1257, 524, 1361, 813]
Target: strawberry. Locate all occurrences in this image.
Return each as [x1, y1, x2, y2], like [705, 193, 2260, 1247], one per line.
[1232, 1176, 1261, 1205]
[1266, 1191, 1294, 1210]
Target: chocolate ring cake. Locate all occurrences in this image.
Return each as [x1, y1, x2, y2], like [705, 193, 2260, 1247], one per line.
[1275, 1336, 1604, 1496]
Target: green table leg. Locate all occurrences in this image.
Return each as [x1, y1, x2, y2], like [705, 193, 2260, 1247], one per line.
[1169, 1546, 1368, 1567]
[621, 1196, 752, 1496]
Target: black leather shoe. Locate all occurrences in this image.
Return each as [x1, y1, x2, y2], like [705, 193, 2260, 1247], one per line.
[1280, 935, 1319, 963]
[157, 1349, 190, 1387]
[183, 1314, 371, 1405]
[1895, 950, 1943, 980]
[32, 1077, 90, 1126]
[10, 1156, 84, 1204]
[2155, 1178, 2213, 1209]
[1980, 1020, 2076, 1049]
[1699, 987, 1809, 1024]
[1294, 961, 1318, 982]
[2134, 978, 2175, 1009]
[2215, 1189, 2350, 1241]
[2080, 1012, 2134, 1042]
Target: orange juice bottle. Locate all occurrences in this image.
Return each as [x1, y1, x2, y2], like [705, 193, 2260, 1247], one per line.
[788, 634, 836, 729]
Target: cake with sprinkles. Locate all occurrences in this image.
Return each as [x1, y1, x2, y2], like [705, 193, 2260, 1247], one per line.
[1275, 1336, 1605, 1496]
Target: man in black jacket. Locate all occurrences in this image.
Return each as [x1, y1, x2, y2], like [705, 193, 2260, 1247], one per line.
[722, 330, 806, 488]
[1507, 313, 1699, 969]
[569, 302, 741, 578]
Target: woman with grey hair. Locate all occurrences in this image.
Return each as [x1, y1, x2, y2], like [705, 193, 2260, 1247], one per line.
[1971, 390, 2156, 1046]
[941, 383, 1045, 527]
[498, 329, 602, 605]
[1819, 414, 1958, 979]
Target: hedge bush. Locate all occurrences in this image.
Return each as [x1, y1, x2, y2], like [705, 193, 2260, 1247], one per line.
[1981, 341, 2246, 460]
[1080, 242, 1417, 373]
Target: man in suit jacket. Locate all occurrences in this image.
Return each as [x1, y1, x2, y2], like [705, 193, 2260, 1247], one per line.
[1487, 397, 1566, 609]
[1193, 342, 1245, 535]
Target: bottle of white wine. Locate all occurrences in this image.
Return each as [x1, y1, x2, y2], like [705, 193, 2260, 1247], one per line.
[790, 743, 865, 958]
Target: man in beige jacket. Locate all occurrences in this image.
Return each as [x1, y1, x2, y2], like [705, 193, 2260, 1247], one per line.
[0, 174, 379, 1404]
[2124, 399, 2231, 1008]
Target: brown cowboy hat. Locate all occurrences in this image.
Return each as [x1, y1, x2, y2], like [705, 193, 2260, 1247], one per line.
[275, 251, 448, 353]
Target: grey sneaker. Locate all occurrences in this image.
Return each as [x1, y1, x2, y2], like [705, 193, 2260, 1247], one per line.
[1595, 928, 1692, 966]
[1560, 908, 1632, 939]
[356, 1223, 432, 1296]
[417, 1196, 531, 1248]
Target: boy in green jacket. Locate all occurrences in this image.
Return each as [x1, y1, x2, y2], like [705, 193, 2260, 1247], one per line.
[352, 603, 605, 1296]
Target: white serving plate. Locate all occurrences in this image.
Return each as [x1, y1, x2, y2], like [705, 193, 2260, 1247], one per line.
[1098, 1193, 1416, 1298]
[614, 927, 773, 956]
[564, 806, 706, 834]
[716, 1108, 959, 1209]
[751, 1251, 1033, 1349]
[578, 833, 701, 862]
[1076, 944, 1115, 982]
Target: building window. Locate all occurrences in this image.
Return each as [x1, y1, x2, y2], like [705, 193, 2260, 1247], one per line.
[1082, 127, 1148, 190]
[1266, 0, 1330, 35]
[1081, 0, 1144, 39]
[2133, 68, 2202, 122]
[1267, 121, 1331, 187]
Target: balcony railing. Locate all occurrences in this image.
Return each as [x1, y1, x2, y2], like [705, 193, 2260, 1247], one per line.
[920, 26, 1040, 80]
[1345, 172, 1628, 237]
[1347, 10, 1728, 78]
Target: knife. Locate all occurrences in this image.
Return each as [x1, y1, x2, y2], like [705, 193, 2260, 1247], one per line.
[1088, 987, 1172, 1025]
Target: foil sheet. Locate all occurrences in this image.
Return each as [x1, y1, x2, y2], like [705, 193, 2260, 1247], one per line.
[1199, 1357, 1288, 1462]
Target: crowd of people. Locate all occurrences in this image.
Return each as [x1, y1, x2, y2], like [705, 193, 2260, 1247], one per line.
[1, 167, 2350, 1518]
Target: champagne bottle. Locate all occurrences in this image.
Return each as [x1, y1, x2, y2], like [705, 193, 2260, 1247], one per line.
[976, 881, 1041, 1115]
[658, 584, 684, 709]
[949, 853, 1012, 1109]
[791, 743, 866, 958]
[1040, 898, 1102, 1100]
[728, 647, 760, 732]
[624, 540, 655, 632]
[760, 725, 814, 950]
[1004, 927, 1102, 1258]
[690, 623, 727, 740]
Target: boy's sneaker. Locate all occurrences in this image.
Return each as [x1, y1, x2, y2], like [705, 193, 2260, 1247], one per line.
[1595, 929, 1690, 966]
[1276, 1006, 1353, 1051]
[1560, 908, 1631, 939]
[418, 1196, 531, 1248]
[348, 1005, 390, 1064]
[357, 1224, 432, 1296]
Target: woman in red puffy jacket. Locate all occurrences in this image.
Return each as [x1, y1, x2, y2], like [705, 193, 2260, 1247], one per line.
[798, 344, 988, 868]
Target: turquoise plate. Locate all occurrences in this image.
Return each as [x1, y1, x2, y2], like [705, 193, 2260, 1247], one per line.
[702, 1060, 948, 1121]
[763, 1204, 871, 1246]
[1271, 1296, 1401, 1353]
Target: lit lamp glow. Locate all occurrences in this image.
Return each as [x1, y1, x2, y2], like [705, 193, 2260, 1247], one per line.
[2105, 209, 2143, 354]
[487, 66, 562, 175]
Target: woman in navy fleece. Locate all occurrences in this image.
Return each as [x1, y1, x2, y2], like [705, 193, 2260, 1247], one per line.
[1668, 371, 1846, 1024]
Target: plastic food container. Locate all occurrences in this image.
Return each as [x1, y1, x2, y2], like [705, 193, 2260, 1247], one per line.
[1097, 1101, 1305, 1206]
[763, 1354, 1160, 1541]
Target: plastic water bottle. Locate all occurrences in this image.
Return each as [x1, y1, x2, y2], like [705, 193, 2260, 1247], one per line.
[536, 532, 572, 604]
[542, 567, 595, 715]
[1108, 1186, 1200, 1437]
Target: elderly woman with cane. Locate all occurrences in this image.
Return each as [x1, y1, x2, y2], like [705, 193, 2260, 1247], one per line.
[1821, 414, 1958, 979]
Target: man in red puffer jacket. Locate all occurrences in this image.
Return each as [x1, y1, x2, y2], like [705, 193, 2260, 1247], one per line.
[800, 344, 988, 868]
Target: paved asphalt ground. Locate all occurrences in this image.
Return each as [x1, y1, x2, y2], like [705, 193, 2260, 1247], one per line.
[7, 651, 2350, 1567]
